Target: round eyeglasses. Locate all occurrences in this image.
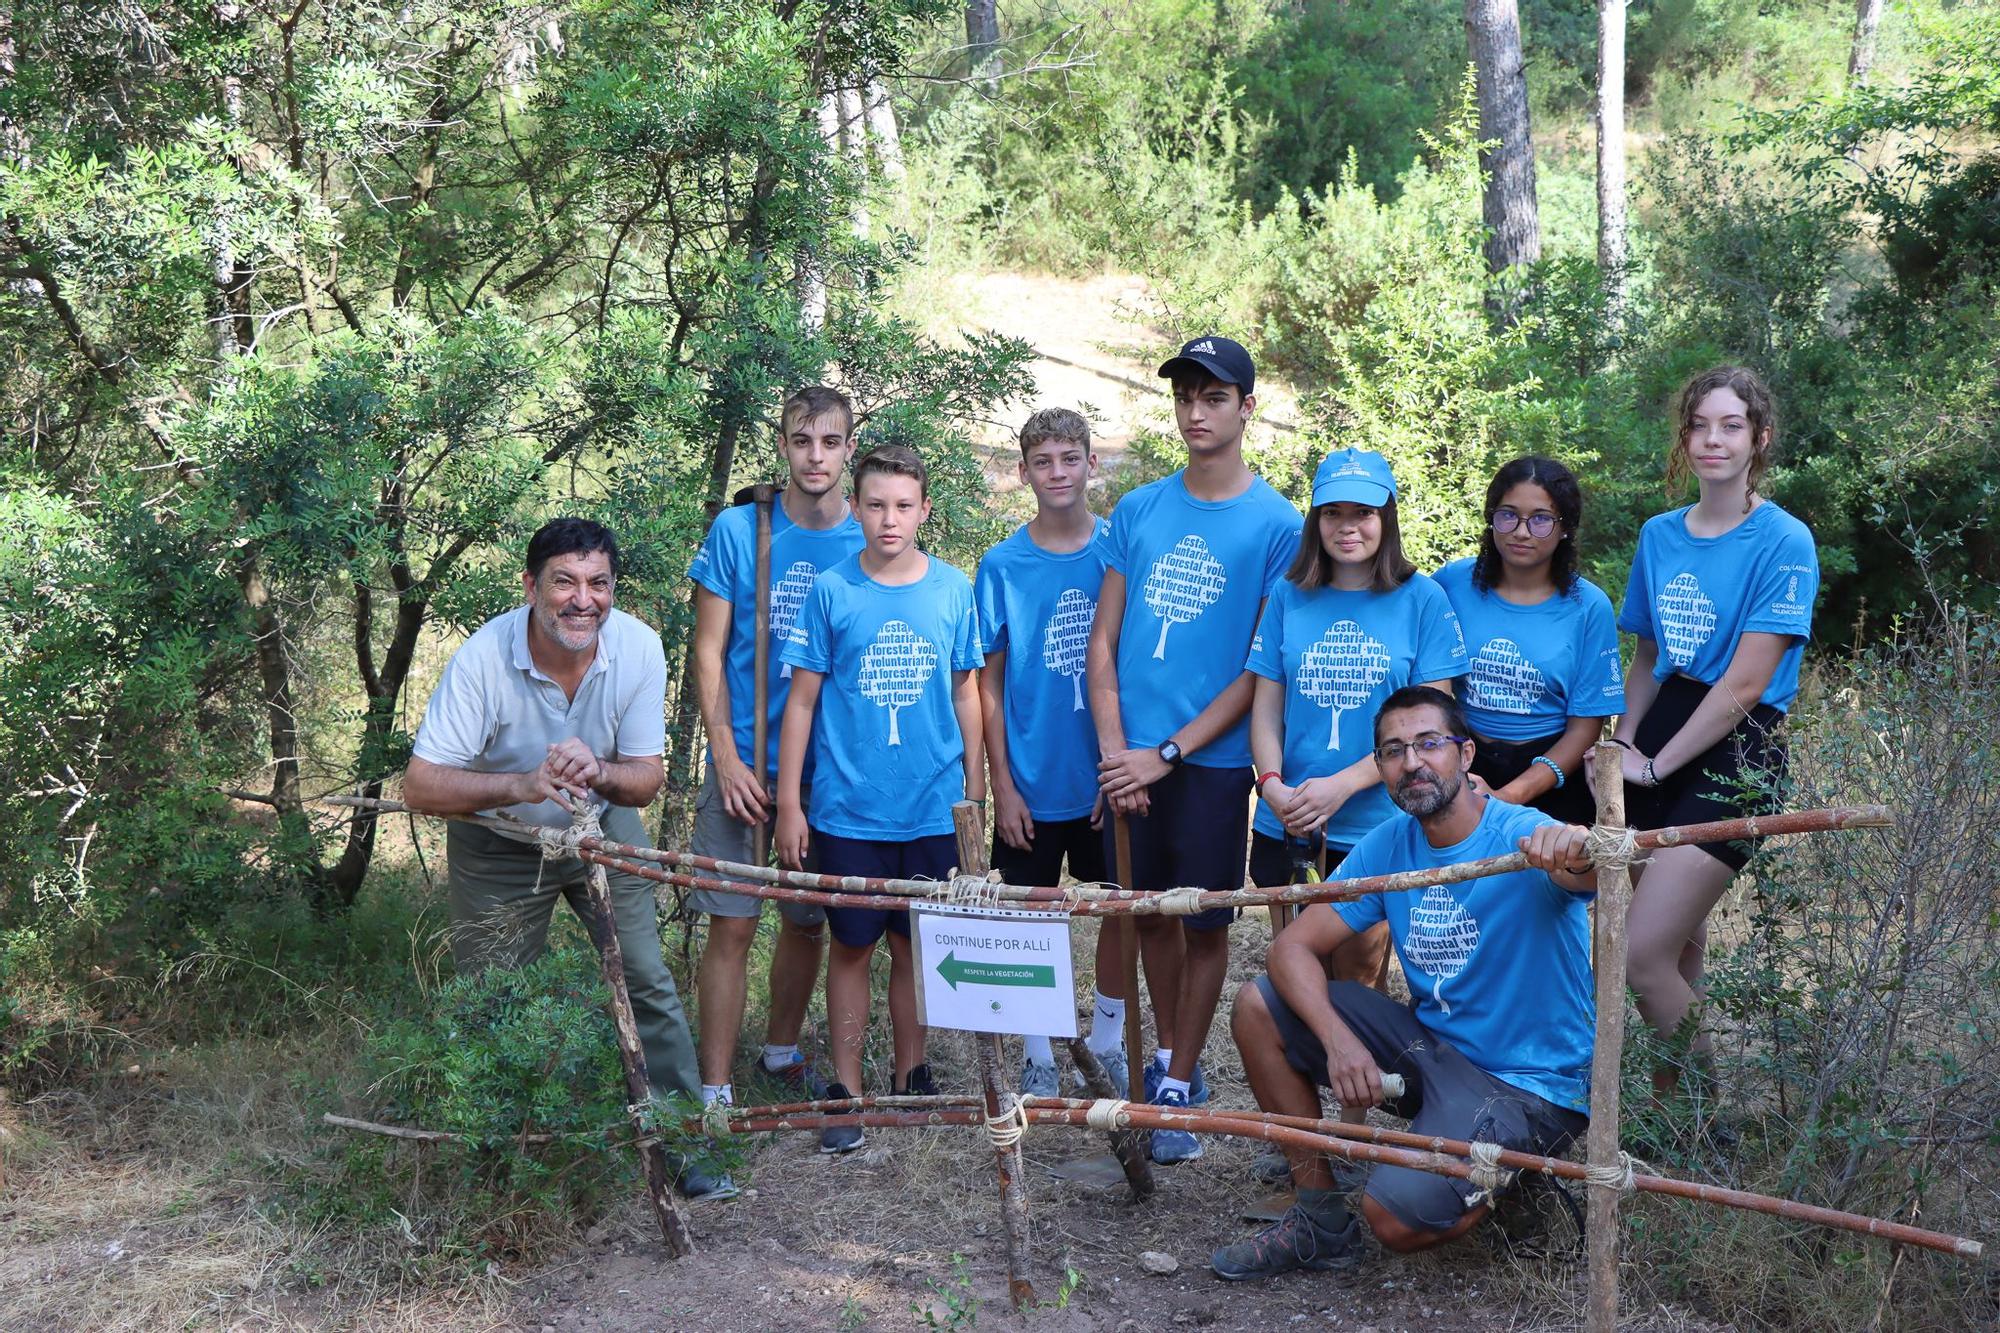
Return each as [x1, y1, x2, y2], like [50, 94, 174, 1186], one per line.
[1491, 507, 1559, 539]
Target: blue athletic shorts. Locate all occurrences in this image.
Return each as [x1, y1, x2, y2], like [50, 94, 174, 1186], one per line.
[817, 830, 958, 949]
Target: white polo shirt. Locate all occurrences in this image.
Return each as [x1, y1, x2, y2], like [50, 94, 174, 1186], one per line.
[412, 604, 666, 833]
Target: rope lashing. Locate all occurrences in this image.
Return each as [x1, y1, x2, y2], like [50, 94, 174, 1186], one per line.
[1584, 822, 1640, 873]
[946, 873, 1004, 910]
[1464, 1139, 1518, 1206]
[1084, 1098, 1129, 1131]
[536, 802, 605, 861]
[1584, 1149, 1649, 1193]
[987, 1093, 1032, 1152]
[1155, 886, 1208, 915]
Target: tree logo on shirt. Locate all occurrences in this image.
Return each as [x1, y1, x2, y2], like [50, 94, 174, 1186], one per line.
[1143, 535, 1227, 659]
[1657, 572, 1717, 668]
[1468, 637, 1545, 714]
[1299, 620, 1391, 749]
[1042, 588, 1094, 711]
[858, 620, 938, 746]
[770, 561, 819, 680]
[1405, 884, 1480, 1016]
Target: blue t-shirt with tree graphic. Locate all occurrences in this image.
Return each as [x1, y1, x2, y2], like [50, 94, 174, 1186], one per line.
[687, 500, 865, 777]
[1433, 557, 1623, 742]
[780, 553, 983, 840]
[1104, 472, 1301, 769]
[973, 519, 1113, 821]
[1617, 503, 1819, 712]
[1245, 573, 1466, 847]
[1332, 797, 1595, 1113]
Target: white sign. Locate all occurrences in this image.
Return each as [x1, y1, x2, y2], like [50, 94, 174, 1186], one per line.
[911, 904, 1077, 1038]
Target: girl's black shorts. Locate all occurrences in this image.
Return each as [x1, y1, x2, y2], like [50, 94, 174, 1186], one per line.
[1628, 673, 1787, 872]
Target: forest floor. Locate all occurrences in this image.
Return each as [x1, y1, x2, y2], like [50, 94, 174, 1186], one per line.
[0, 271, 1728, 1331]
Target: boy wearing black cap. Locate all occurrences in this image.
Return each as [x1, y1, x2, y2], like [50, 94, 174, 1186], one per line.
[1086, 335, 1303, 1163]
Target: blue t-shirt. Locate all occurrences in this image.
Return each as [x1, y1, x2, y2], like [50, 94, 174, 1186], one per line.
[1433, 558, 1624, 742]
[1104, 472, 1302, 768]
[1245, 574, 1466, 847]
[687, 500, 865, 777]
[779, 553, 984, 840]
[1617, 503, 1819, 712]
[1332, 798, 1595, 1113]
[973, 519, 1113, 821]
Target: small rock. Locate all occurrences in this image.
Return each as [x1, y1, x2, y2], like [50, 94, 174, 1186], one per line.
[540, 1326, 555, 1333]
[1138, 1250, 1179, 1276]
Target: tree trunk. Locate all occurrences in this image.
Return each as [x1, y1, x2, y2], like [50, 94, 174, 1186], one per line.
[1596, 0, 1627, 315]
[1464, 0, 1541, 275]
[797, 91, 838, 331]
[213, 2, 253, 360]
[837, 85, 868, 242]
[966, 0, 1000, 92]
[1848, 0, 1885, 86]
[864, 79, 904, 182]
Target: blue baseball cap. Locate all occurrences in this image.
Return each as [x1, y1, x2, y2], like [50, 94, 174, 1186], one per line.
[1311, 448, 1396, 508]
[1157, 335, 1255, 396]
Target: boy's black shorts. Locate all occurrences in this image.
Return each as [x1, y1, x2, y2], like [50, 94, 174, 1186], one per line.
[817, 830, 957, 949]
[1102, 762, 1252, 932]
[992, 814, 1107, 888]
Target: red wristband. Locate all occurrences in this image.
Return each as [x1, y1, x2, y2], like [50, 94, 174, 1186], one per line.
[1255, 770, 1282, 791]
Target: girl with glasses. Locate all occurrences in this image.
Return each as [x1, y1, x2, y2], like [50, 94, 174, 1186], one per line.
[1433, 457, 1623, 828]
[1610, 366, 1818, 1088]
[1246, 449, 1467, 986]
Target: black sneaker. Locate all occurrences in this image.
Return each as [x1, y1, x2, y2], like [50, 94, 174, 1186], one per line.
[819, 1081, 865, 1154]
[1210, 1206, 1363, 1282]
[895, 1063, 939, 1096]
[669, 1152, 739, 1202]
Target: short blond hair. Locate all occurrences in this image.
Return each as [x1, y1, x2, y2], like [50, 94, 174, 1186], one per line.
[1018, 407, 1091, 456]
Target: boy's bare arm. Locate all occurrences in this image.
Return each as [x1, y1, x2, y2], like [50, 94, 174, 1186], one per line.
[954, 668, 987, 806]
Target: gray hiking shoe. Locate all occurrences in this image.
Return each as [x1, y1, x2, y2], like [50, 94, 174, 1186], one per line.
[819, 1081, 865, 1154]
[1210, 1207, 1363, 1282]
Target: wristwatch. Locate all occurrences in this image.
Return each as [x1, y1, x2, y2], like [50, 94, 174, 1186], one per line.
[1156, 739, 1184, 768]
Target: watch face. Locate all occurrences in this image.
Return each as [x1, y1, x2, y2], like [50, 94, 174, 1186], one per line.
[1158, 741, 1182, 765]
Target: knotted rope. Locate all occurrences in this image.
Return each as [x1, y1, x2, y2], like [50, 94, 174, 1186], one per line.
[986, 1093, 1032, 1152]
[946, 873, 1004, 910]
[1464, 1139, 1518, 1206]
[1155, 886, 1208, 916]
[535, 801, 605, 861]
[1585, 822, 1640, 873]
[1084, 1098, 1129, 1131]
[1583, 1149, 1649, 1193]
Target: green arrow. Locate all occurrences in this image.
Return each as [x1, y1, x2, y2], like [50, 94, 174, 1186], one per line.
[936, 950, 1056, 991]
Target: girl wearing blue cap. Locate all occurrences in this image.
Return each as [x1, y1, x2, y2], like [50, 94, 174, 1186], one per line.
[1610, 366, 1817, 1080]
[1246, 448, 1467, 981]
[1433, 458, 1623, 827]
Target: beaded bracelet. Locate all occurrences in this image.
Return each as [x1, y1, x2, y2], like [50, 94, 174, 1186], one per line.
[1530, 754, 1566, 789]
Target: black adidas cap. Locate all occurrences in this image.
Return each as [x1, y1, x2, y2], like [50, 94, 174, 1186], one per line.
[1157, 335, 1255, 397]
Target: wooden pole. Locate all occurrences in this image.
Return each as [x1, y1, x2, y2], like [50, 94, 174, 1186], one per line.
[1111, 815, 1148, 1134]
[579, 857, 696, 1257]
[749, 483, 776, 867]
[1586, 743, 1636, 1332]
[952, 800, 1037, 1309]
[1064, 1036, 1154, 1198]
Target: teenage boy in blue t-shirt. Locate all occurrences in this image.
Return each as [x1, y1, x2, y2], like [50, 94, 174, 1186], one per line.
[1212, 686, 1597, 1282]
[686, 386, 865, 1151]
[974, 408, 1113, 1098]
[1088, 335, 1303, 1163]
[777, 444, 985, 1153]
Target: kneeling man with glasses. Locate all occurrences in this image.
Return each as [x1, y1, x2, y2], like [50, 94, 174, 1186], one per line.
[1213, 685, 1599, 1280]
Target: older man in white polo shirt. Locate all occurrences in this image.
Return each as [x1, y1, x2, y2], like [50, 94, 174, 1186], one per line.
[404, 518, 707, 1182]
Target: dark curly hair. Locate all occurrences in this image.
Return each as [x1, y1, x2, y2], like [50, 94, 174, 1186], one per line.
[1470, 456, 1582, 596]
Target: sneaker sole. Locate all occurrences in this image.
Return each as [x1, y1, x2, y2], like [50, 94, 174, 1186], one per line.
[1209, 1254, 1356, 1282]
[683, 1182, 740, 1203]
[820, 1135, 867, 1155]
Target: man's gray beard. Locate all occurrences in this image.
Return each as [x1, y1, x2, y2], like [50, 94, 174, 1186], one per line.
[1391, 769, 1462, 819]
[535, 603, 601, 653]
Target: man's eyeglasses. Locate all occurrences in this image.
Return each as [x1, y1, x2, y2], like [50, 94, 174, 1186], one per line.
[1372, 734, 1468, 766]
[1491, 507, 1559, 539]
